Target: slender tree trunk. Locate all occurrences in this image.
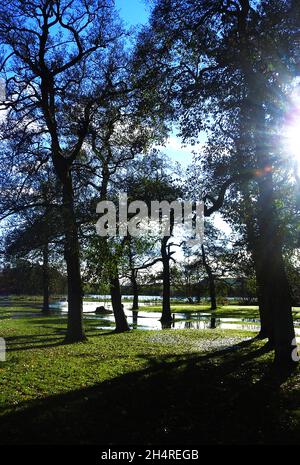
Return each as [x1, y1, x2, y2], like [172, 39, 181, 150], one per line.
[110, 272, 130, 333]
[42, 243, 50, 314]
[101, 169, 129, 332]
[132, 310, 138, 326]
[160, 236, 172, 323]
[210, 316, 216, 329]
[201, 245, 217, 311]
[63, 177, 86, 343]
[131, 270, 139, 310]
[127, 239, 139, 310]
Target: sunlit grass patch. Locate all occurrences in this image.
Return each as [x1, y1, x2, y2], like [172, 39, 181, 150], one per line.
[0, 308, 299, 445]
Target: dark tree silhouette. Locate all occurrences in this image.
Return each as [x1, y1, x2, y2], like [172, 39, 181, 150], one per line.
[0, 0, 128, 341]
[135, 0, 300, 370]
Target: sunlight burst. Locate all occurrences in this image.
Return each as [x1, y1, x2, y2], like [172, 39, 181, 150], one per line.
[286, 113, 300, 159]
[285, 83, 300, 175]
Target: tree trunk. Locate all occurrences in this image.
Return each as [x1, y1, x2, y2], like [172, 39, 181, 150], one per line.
[254, 247, 274, 342]
[242, 190, 272, 340]
[210, 316, 216, 329]
[257, 173, 297, 370]
[100, 171, 129, 332]
[242, 133, 296, 368]
[63, 177, 86, 343]
[161, 320, 172, 329]
[127, 237, 139, 310]
[110, 273, 130, 333]
[242, 165, 296, 369]
[201, 245, 217, 311]
[160, 236, 172, 323]
[236, 0, 297, 370]
[42, 243, 50, 314]
[132, 310, 138, 326]
[131, 270, 139, 310]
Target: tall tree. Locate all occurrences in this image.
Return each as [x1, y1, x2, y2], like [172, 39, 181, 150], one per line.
[122, 152, 182, 323]
[136, 0, 300, 370]
[0, 0, 128, 341]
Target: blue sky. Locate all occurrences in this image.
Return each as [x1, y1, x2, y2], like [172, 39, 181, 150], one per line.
[115, 0, 150, 27]
[115, 0, 195, 168]
[115, 1, 231, 235]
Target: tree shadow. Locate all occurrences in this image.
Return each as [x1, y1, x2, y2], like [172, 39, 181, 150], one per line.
[6, 337, 64, 352]
[0, 337, 298, 445]
[5, 327, 119, 352]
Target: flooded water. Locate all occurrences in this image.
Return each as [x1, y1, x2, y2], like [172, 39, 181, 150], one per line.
[2, 298, 299, 339]
[48, 300, 300, 337]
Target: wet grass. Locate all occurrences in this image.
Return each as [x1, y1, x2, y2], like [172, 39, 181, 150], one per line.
[0, 306, 300, 444]
[2, 296, 300, 320]
[142, 303, 300, 320]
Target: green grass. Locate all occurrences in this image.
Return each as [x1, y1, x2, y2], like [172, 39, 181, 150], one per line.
[0, 316, 246, 410]
[0, 303, 300, 444]
[142, 303, 300, 319]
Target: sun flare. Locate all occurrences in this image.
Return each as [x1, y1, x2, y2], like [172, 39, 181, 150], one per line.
[285, 83, 300, 167]
[286, 122, 300, 159]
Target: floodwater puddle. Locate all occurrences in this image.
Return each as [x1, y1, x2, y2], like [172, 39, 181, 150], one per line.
[49, 300, 300, 337]
[2, 299, 300, 339]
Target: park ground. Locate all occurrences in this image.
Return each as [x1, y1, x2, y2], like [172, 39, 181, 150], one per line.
[0, 299, 300, 445]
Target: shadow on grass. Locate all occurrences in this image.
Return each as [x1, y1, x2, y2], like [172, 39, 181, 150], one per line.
[6, 335, 65, 352]
[5, 326, 119, 352]
[0, 337, 298, 445]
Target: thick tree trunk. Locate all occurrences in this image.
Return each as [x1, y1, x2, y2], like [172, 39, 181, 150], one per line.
[40, 70, 86, 342]
[160, 236, 172, 323]
[257, 173, 297, 369]
[201, 245, 217, 311]
[241, 187, 271, 340]
[255, 251, 273, 342]
[42, 243, 50, 314]
[236, 0, 297, 370]
[63, 177, 86, 343]
[242, 143, 296, 368]
[242, 170, 296, 369]
[110, 273, 130, 333]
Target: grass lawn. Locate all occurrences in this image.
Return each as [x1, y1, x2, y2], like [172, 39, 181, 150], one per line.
[141, 303, 260, 318]
[142, 303, 300, 319]
[0, 303, 300, 444]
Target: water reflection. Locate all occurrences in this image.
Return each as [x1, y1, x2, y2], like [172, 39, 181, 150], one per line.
[2, 299, 300, 339]
[46, 300, 300, 336]
[161, 321, 173, 329]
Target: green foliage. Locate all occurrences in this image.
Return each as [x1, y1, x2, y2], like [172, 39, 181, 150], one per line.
[0, 260, 66, 296]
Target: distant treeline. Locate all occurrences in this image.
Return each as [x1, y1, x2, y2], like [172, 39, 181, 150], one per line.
[0, 260, 67, 296]
[2, 261, 299, 306]
[97, 278, 258, 302]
